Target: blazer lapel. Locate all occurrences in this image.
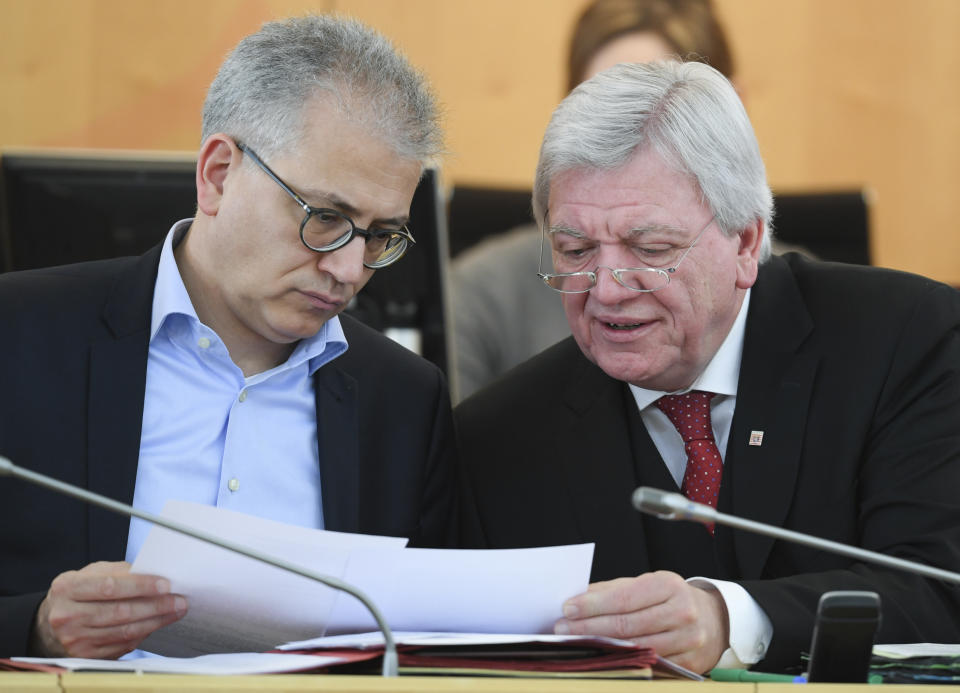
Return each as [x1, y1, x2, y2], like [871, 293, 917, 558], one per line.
[313, 364, 360, 533]
[554, 347, 651, 579]
[727, 257, 817, 578]
[87, 247, 160, 561]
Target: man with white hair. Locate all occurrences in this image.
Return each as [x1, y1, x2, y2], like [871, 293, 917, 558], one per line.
[456, 60, 960, 673]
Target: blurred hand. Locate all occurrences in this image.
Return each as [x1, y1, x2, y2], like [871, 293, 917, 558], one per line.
[555, 570, 728, 673]
[30, 561, 187, 658]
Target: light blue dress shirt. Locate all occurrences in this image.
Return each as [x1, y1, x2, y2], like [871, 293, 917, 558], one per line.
[124, 220, 348, 563]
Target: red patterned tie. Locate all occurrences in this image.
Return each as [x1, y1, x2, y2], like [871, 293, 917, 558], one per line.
[655, 391, 722, 534]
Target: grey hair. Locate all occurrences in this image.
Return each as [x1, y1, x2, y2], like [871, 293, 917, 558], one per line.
[202, 14, 443, 165]
[533, 60, 773, 261]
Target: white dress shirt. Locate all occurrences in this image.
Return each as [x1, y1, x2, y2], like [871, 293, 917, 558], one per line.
[628, 290, 773, 667]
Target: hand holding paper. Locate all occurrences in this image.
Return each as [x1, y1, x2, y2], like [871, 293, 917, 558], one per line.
[32, 561, 187, 659]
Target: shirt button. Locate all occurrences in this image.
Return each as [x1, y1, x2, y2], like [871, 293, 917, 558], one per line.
[197, 337, 211, 349]
[227, 478, 240, 492]
[238, 390, 247, 402]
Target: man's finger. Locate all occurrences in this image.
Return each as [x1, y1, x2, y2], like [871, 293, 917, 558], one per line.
[564, 572, 682, 619]
[58, 608, 188, 659]
[73, 594, 188, 628]
[556, 598, 678, 639]
[50, 571, 172, 603]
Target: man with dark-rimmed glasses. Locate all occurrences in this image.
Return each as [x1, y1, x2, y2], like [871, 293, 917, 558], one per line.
[456, 60, 960, 675]
[0, 15, 454, 660]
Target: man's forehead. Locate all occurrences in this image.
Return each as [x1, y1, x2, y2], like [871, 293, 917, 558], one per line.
[297, 185, 412, 225]
[546, 209, 692, 239]
[547, 148, 700, 211]
[546, 170, 706, 239]
[289, 98, 422, 219]
[275, 151, 418, 226]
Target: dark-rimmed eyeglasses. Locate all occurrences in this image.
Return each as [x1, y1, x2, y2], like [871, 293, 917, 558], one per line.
[238, 143, 415, 269]
[537, 215, 717, 293]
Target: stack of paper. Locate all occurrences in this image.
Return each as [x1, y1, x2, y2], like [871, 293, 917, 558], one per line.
[278, 631, 660, 678]
[869, 644, 960, 683]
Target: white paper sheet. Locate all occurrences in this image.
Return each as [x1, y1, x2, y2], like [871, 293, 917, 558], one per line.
[325, 544, 595, 635]
[130, 501, 594, 656]
[13, 652, 343, 675]
[873, 643, 960, 658]
[132, 500, 407, 656]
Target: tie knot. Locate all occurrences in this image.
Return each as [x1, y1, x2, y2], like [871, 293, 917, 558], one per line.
[655, 391, 716, 443]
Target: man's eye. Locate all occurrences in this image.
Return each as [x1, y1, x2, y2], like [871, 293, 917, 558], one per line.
[560, 250, 590, 264]
[314, 211, 342, 225]
[556, 244, 592, 258]
[636, 244, 673, 257]
[366, 231, 401, 247]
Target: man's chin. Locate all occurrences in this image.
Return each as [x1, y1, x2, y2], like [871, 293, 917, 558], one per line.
[270, 315, 335, 344]
[594, 355, 658, 387]
[592, 352, 686, 392]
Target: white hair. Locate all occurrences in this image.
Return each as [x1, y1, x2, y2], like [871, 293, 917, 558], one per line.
[202, 14, 442, 165]
[533, 60, 773, 260]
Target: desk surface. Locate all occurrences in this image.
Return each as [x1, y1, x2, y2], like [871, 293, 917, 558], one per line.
[0, 671, 60, 692]
[7, 673, 943, 693]
[2, 673, 744, 692]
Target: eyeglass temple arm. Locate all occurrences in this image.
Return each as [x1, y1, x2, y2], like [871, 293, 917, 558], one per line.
[237, 143, 312, 213]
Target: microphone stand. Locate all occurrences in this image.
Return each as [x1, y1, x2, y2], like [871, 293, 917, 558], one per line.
[0, 455, 399, 676]
[632, 486, 960, 585]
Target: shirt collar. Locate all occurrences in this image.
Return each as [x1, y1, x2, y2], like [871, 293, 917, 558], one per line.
[629, 289, 751, 410]
[150, 219, 347, 375]
[150, 219, 196, 342]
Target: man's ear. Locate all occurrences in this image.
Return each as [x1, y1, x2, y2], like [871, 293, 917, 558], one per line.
[735, 218, 764, 289]
[196, 135, 240, 217]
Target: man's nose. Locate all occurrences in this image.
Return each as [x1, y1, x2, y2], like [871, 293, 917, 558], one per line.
[590, 242, 640, 302]
[317, 235, 367, 285]
[589, 266, 636, 304]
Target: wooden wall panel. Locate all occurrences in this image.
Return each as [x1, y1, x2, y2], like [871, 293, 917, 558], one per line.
[0, 0, 958, 283]
[718, 0, 960, 282]
[336, 0, 578, 187]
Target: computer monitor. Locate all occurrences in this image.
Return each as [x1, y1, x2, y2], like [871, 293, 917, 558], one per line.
[0, 149, 452, 376]
[447, 184, 533, 258]
[0, 150, 198, 272]
[772, 191, 870, 265]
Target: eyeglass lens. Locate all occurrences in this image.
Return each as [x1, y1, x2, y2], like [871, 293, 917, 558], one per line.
[543, 267, 670, 293]
[302, 211, 409, 268]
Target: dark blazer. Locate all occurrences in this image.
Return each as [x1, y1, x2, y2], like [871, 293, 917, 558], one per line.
[0, 244, 456, 656]
[455, 253, 960, 672]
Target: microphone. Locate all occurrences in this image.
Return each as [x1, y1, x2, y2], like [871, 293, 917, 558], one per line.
[0, 455, 399, 676]
[632, 486, 960, 585]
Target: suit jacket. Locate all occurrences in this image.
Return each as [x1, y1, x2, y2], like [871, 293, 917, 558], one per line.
[0, 244, 457, 656]
[455, 253, 960, 672]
